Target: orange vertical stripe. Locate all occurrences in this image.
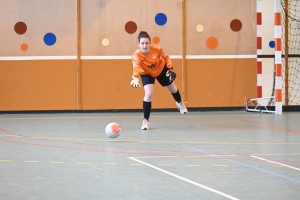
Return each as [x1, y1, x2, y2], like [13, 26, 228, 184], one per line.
[275, 38, 281, 51]
[276, 89, 282, 102]
[275, 64, 282, 76]
[274, 13, 281, 25]
[257, 37, 262, 49]
[257, 86, 262, 98]
[257, 13, 262, 25]
[257, 62, 262, 74]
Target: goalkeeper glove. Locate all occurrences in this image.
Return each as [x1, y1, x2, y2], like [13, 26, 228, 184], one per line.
[130, 75, 141, 88]
[166, 69, 176, 81]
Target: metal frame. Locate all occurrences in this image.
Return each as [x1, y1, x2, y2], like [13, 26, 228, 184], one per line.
[247, 0, 282, 115]
[246, 96, 276, 113]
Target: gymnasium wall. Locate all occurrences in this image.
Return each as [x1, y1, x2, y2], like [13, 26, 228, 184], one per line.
[0, 0, 257, 111]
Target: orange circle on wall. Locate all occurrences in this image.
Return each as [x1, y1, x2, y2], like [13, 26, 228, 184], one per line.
[153, 36, 160, 44]
[21, 43, 28, 51]
[206, 37, 218, 49]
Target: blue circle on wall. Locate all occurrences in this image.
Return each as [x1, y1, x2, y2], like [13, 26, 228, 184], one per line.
[44, 32, 56, 46]
[269, 40, 275, 48]
[155, 13, 167, 26]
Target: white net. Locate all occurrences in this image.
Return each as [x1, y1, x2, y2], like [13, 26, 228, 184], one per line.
[269, 1, 300, 107]
[246, 0, 300, 113]
[279, 0, 300, 106]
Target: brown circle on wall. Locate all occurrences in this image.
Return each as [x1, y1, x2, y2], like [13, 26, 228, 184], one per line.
[14, 21, 27, 35]
[125, 21, 137, 34]
[230, 19, 242, 32]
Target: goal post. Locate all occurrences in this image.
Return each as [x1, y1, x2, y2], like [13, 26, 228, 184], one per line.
[246, 0, 282, 114]
[247, 0, 300, 114]
[274, 0, 283, 114]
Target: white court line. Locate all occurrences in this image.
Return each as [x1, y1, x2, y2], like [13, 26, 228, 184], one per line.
[185, 155, 238, 158]
[128, 157, 240, 200]
[0, 56, 77, 60]
[130, 156, 178, 159]
[251, 156, 300, 171]
[250, 153, 300, 156]
[0, 55, 256, 60]
[132, 155, 239, 159]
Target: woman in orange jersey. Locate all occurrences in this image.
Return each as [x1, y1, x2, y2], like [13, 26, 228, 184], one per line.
[130, 31, 187, 130]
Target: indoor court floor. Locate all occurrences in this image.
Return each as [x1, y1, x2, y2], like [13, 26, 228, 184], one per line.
[0, 111, 300, 200]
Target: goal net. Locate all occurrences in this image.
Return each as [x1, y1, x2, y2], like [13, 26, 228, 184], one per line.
[247, 0, 300, 113]
[278, 0, 300, 107]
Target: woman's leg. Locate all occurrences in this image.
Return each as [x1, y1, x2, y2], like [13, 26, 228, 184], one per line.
[166, 82, 182, 102]
[143, 83, 155, 102]
[166, 82, 187, 114]
[143, 83, 154, 120]
[165, 82, 178, 94]
[141, 83, 154, 130]
[156, 66, 182, 102]
[156, 66, 187, 114]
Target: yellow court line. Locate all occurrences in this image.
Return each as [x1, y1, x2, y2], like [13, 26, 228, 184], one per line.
[1, 132, 300, 145]
[139, 141, 300, 145]
[30, 136, 138, 142]
[0, 160, 13, 162]
[49, 162, 64, 164]
[24, 160, 38, 163]
[158, 164, 172, 166]
[2, 113, 295, 121]
[273, 165, 285, 168]
[0, 116, 142, 121]
[215, 165, 230, 167]
[0, 134, 22, 138]
[32, 136, 97, 140]
[76, 162, 90, 165]
[186, 164, 201, 167]
[0, 131, 298, 145]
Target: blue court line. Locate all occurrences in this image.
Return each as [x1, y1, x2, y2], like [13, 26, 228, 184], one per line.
[185, 146, 300, 184]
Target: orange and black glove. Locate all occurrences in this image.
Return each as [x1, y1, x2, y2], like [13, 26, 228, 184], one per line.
[166, 69, 176, 81]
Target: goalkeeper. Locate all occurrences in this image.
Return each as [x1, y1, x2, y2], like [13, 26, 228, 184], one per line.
[130, 31, 188, 130]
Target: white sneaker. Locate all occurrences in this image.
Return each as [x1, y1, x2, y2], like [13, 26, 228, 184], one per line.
[176, 102, 188, 114]
[141, 119, 149, 130]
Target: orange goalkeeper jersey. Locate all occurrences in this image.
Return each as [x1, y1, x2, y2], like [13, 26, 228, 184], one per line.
[132, 45, 173, 77]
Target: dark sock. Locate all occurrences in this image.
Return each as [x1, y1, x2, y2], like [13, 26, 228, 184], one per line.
[143, 101, 151, 120]
[171, 89, 182, 103]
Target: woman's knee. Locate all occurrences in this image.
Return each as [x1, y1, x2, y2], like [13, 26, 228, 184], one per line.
[144, 93, 153, 101]
[143, 84, 154, 101]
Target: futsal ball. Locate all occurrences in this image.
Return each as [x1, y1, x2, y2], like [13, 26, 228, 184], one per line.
[105, 122, 121, 138]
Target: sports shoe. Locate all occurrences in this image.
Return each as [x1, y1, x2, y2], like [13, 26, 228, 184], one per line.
[176, 102, 188, 114]
[141, 119, 149, 130]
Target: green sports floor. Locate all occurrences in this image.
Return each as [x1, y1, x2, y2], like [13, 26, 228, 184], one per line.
[0, 111, 299, 200]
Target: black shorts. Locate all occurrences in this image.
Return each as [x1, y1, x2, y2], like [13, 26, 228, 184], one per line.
[141, 65, 173, 87]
